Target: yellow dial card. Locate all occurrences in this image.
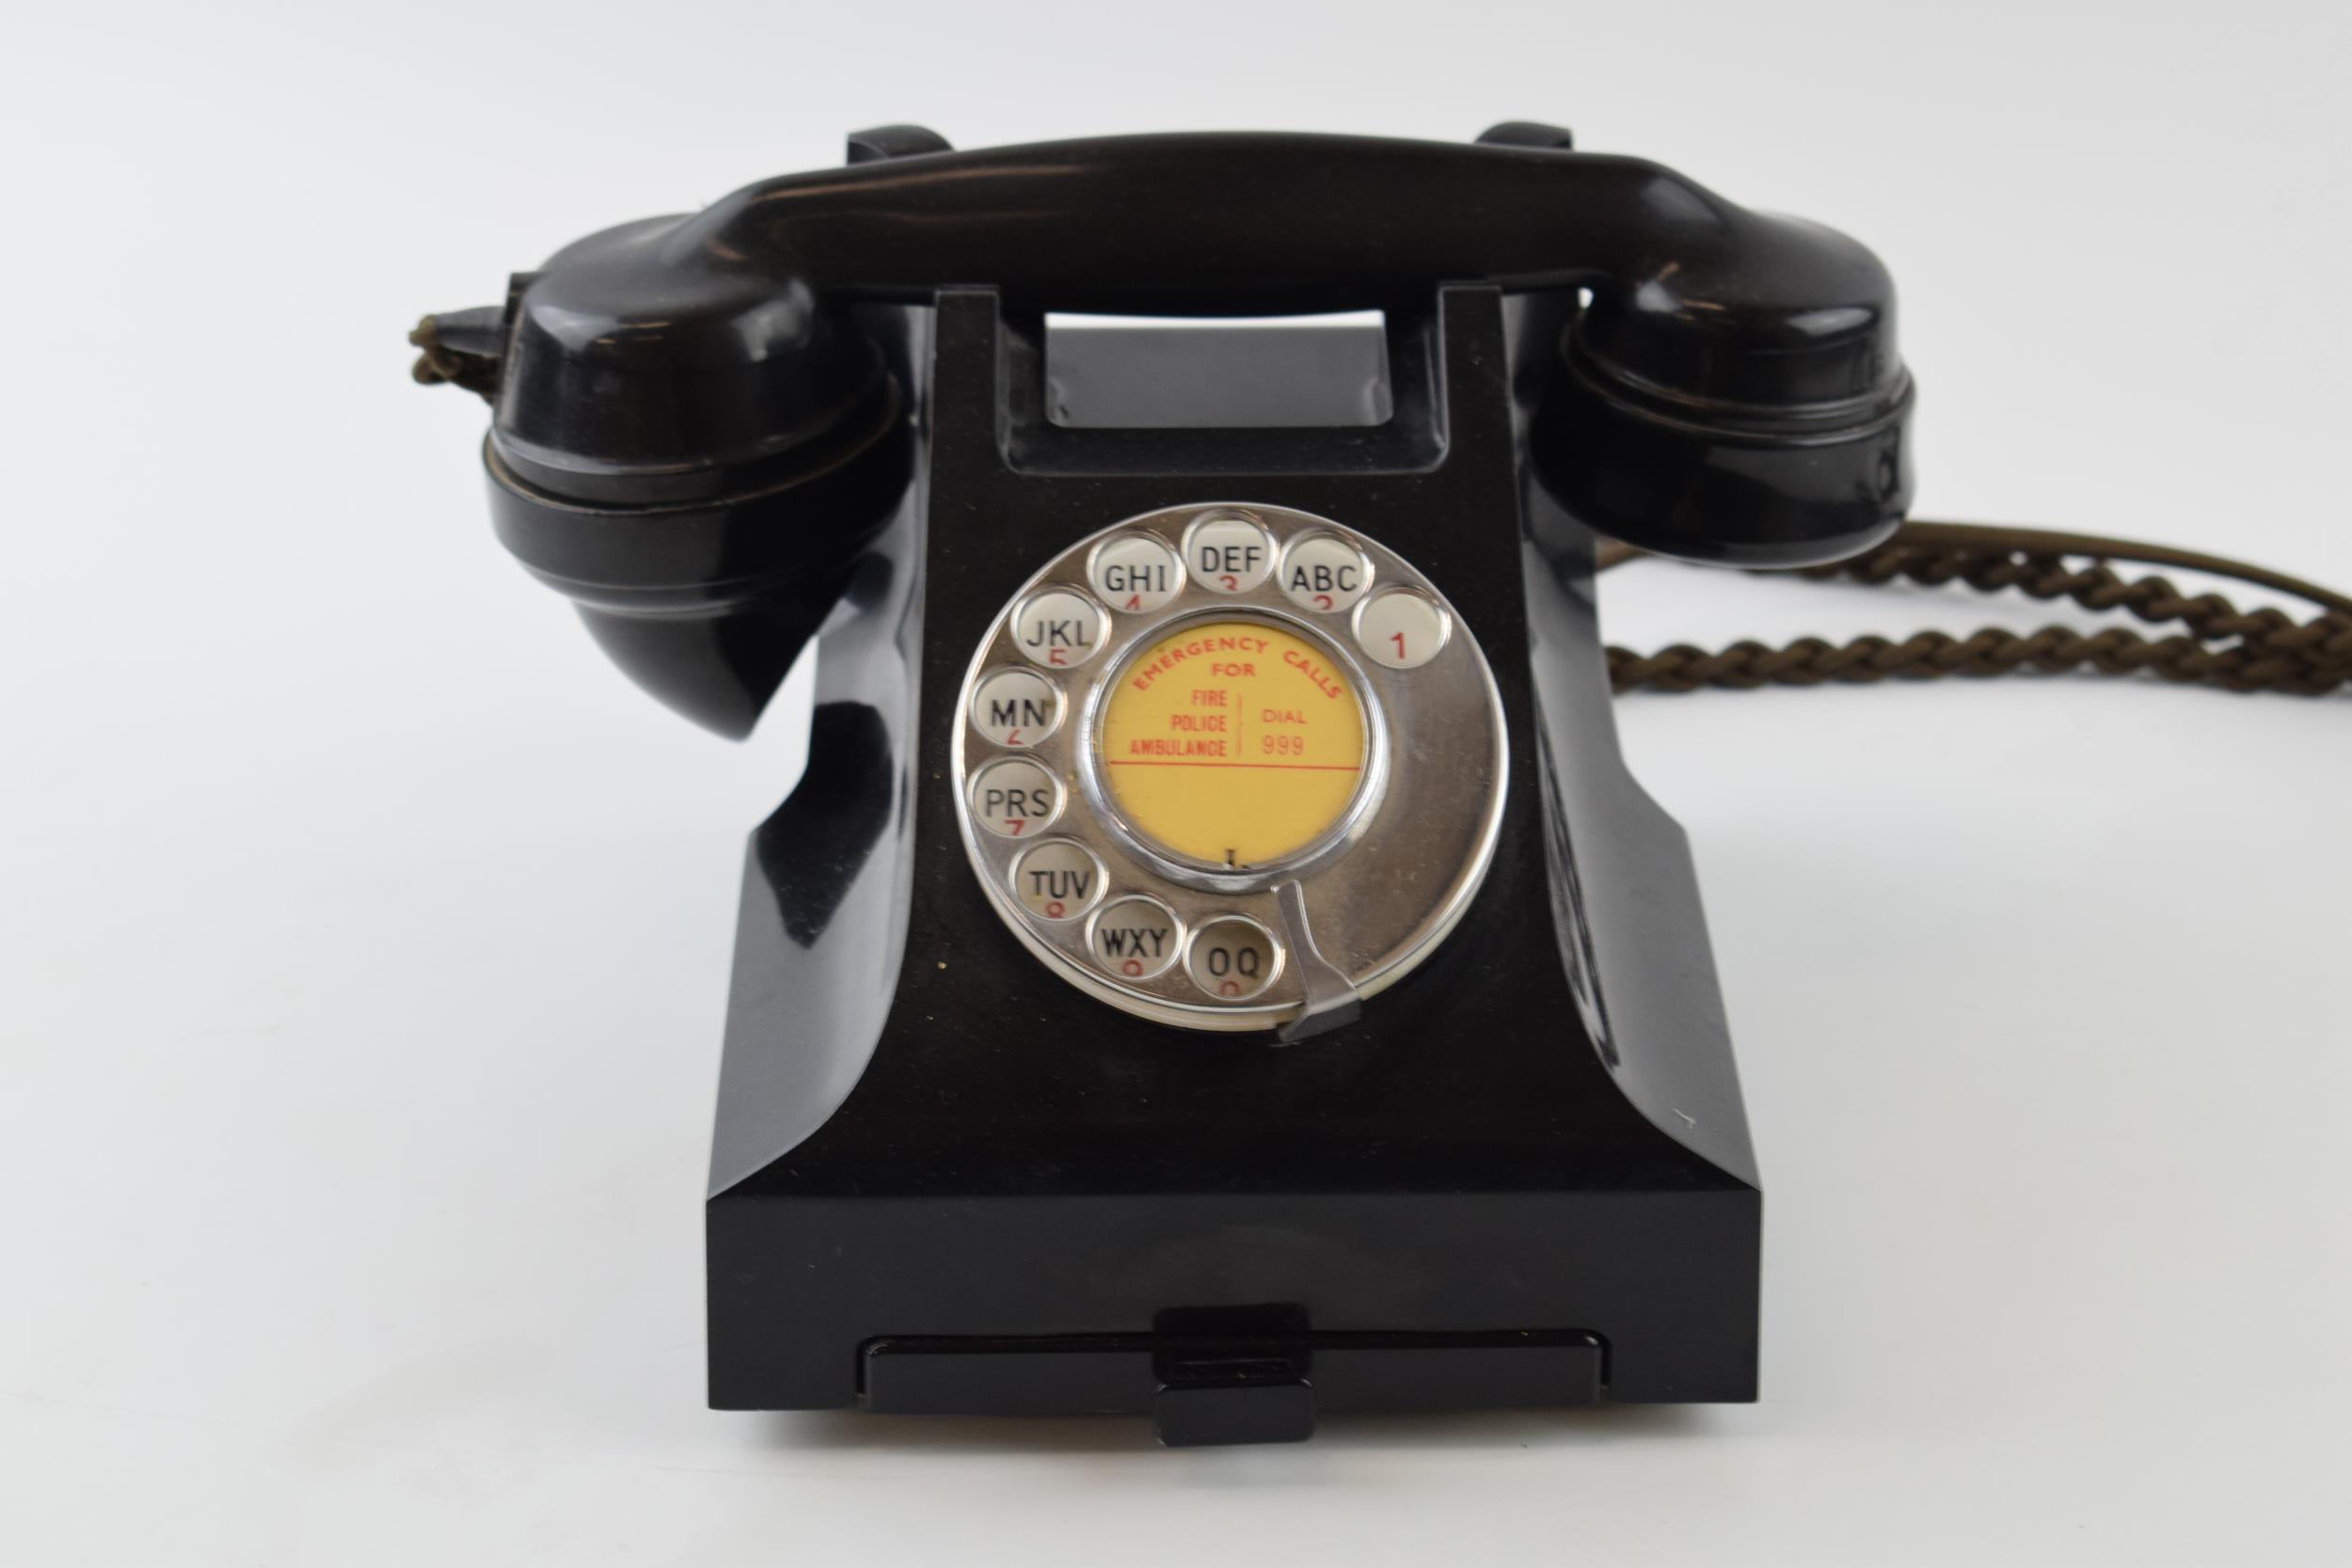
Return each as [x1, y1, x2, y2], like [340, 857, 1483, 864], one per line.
[1098, 619, 1367, 867]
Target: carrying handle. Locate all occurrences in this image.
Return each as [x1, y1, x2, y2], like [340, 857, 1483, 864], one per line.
[688, 134, 1880, 348]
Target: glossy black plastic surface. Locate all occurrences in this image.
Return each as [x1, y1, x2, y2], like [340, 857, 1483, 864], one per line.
[701, 290, 1762, 1431]
[422, 127, 1929, 1442]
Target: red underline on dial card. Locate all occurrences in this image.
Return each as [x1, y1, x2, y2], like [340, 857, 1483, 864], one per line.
[1105, 760, 1362, 771]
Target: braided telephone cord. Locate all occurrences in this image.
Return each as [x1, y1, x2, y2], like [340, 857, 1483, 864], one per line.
[408, 318, 501, 399]
[1599, 521, 2352, 697]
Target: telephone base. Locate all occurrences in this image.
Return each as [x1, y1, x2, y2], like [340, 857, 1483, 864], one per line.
[702, 291, 1762, 1446]
[709, 1180, 1757, 1444]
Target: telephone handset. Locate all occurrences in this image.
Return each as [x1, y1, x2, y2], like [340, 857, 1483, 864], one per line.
[437, 130, 1908, 697]
[417, 125, 1914, 1443]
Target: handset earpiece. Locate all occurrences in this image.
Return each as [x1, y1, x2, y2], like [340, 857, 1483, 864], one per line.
[475, 229, 905, 738]
[416, 141, 930, 737]
[1541, 208, 1912, 566]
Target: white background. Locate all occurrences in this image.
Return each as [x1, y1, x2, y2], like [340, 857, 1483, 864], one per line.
[5, 2, 2348, 1563]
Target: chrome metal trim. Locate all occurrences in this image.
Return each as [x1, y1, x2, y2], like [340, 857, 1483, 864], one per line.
[1272, 879, 1361, 1043]
[949, 501, 1508, 1037]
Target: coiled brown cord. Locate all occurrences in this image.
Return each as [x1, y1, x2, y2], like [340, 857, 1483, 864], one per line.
[1599, 521, 2352, 697]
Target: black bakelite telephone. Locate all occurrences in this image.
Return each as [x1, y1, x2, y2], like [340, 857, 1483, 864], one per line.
[414, 126, 2349, 1447]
